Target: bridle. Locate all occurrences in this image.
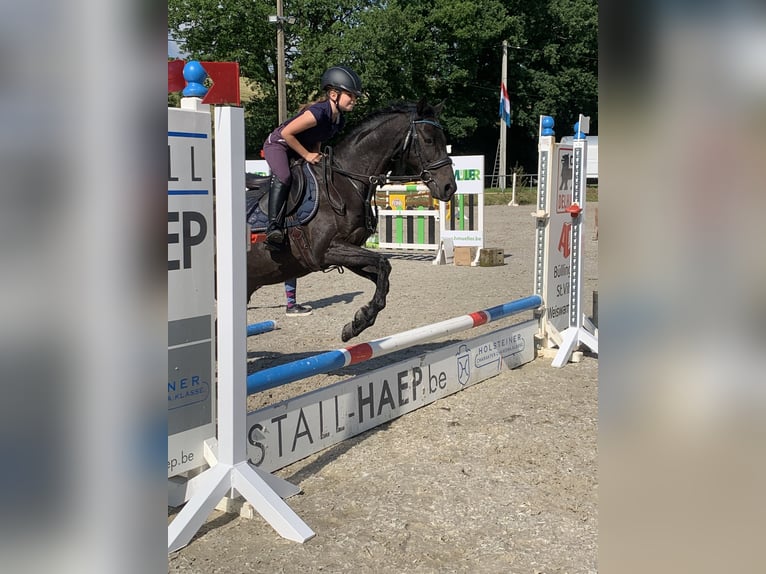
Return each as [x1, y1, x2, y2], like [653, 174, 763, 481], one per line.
[320, 114, 453, 232]
[393, 119, 453, 185]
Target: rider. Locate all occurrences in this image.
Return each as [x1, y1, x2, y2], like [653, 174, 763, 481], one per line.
[262, 65, 363, 250]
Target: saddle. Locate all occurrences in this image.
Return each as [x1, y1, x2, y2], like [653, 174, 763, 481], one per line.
[245, 161, 320, 232]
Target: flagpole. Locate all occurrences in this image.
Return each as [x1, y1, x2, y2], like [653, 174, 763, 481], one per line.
[499, 39, 508, 190]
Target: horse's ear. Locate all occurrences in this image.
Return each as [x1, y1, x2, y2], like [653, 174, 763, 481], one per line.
[416, 97, 444, 118]
[416, 96, 429, 117]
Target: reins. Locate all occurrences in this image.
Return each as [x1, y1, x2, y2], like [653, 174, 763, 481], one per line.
[320, 146, 383, 233]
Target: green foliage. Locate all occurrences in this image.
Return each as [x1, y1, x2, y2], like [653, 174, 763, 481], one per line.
[168, 0, 597, 166]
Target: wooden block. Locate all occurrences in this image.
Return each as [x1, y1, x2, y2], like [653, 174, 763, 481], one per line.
[453, 246, 477, 266]
[478, 248, 504, 267]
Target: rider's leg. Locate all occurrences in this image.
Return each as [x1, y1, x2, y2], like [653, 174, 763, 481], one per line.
[266, 175, 290, 249]
[263, 141, 293, 251]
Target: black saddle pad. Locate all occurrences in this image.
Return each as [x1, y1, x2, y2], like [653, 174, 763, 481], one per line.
[245, 163, 320, 232]
[245, 173, 271, 192]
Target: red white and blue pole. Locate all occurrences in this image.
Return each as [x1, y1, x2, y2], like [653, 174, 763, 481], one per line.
[246, 294, 542, 395]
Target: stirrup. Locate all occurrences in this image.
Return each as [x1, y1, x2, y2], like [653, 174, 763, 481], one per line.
[266, 227, 284, 243]
[265, 227, 286, 251]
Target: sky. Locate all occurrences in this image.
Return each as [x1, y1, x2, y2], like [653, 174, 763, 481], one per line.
[168, 40, 179, 58]
[168, 33, 185, 58]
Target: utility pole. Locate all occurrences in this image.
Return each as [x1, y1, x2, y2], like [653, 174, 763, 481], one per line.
[269, 2, 294, 123]
[499, 39, 508, 190]
[276, 0, 287, 123]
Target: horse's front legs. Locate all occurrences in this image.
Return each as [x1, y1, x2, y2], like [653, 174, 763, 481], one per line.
[323, 243, 391, 342]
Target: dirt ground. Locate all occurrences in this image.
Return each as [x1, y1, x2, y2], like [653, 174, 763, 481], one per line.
[168, 203, 598, 574]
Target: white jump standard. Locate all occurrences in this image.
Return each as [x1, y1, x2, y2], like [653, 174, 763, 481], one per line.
[168, 64, 315, 552]
[533, 114, 598, 366]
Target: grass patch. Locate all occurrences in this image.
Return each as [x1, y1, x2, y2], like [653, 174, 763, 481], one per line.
[483, 185, 599, 205]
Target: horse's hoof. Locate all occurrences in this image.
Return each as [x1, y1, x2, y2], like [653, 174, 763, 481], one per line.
[341, 323, 354, 342]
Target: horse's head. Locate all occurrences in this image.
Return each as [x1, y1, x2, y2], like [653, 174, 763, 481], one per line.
[398, 98, 457, 202]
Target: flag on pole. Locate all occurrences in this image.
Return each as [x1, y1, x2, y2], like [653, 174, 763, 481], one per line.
[498, 82, 511, 127]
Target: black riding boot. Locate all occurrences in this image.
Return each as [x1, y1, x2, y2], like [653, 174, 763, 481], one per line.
[265, 176, 290, 251]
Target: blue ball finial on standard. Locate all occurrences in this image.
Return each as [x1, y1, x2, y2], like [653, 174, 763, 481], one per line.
[183, 60, 209, 97]
[541, 115, 555, 137]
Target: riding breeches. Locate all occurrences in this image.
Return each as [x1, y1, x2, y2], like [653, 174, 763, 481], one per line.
[263, 137, 293, 187]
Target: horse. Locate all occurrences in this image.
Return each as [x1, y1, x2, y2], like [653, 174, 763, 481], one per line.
[246, 98, 457, 342]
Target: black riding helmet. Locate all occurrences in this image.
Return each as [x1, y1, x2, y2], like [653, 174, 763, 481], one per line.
[320, 66, 363, 97]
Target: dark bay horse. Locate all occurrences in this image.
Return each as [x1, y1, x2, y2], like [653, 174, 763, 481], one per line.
[247, 98, 457, 342]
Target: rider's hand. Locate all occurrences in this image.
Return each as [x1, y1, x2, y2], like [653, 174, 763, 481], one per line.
[305, 152, 323, 164]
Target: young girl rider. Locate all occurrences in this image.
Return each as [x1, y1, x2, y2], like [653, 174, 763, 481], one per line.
[262, 65, 363, 251]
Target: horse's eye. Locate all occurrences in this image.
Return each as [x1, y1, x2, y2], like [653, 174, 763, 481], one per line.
[424, 138, 433, 144]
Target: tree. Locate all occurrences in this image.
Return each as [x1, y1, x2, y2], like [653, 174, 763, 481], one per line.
[168, 0, 597, 170]
[168, 0, 282, 152]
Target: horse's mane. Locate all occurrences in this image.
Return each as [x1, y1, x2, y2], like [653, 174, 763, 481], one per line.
[341, 101, 438, 146]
